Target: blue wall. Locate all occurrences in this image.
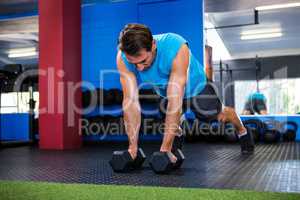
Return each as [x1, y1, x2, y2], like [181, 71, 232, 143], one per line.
[82, 1, 138, 89]
[137, 0, 204, 62]
[0, 113, 30, 141]
[82, 0, 204, 89]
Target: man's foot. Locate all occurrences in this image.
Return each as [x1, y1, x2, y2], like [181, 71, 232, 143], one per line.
[239, 127, 255, 154]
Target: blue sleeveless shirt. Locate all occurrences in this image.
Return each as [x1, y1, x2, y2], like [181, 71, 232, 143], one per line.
[248, 92, 267, 102]
[121, 33, 207, 99]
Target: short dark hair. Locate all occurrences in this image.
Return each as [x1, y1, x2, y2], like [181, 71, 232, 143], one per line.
[118, 23, 153, 56]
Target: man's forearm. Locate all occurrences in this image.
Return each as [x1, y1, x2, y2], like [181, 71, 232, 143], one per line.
[123, 99, 141, 149]
[160, 96, 183, 152]
[165, 102, 181, 136]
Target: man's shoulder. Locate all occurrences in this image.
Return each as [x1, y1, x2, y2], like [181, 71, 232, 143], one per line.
[154, 32, 184, 40]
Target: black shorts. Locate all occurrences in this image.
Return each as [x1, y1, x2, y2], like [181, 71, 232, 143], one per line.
[159, 82, 223, 120]
[244, 98, 267, 114]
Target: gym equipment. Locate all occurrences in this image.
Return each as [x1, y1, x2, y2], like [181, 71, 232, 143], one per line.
[28, 84, 37, 143]
[149, 131, 185, 174]
[152, 118, 163, 135]
[181, 119, 197, 142]
[139, 89, 160, 104]
[83, 88, 124, 107]
[281, 121, 298, 142]
[262, 120, 281, 143]
[109, 148, 146, 173]
[172, 135, 184, 151]
[82, 89, 101, 108]
[98, 88, 110, 105]
[196, 120, 210, 142]
[206, 120, 224, 142]
[140, 116, 155, 135]
[243, 119, 264, 143]
[223, 123, 238, 143]
[215, 55, 261, 104]
[108, 88, 123, 105]
[172, 135, 185, 169]
[82, 90, 94, 108]
[240, 126, 255, 154]
[149, 149, 185, 174]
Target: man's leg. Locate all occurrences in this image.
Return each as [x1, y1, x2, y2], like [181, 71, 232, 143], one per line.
[218, 107, 246, 134]
[189, 82, 254, 154]
[218, 107, 255, 154]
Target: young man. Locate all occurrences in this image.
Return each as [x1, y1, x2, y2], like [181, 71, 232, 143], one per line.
[242, 92, 268, 115]
[116, 23, 254, 163]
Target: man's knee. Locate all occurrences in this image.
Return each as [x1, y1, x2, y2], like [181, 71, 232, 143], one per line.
[217, 107, 235, 123]
[222, 106, 235, 115]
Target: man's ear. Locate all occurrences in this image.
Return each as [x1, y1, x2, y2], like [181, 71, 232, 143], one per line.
[151, 40, 156, 51]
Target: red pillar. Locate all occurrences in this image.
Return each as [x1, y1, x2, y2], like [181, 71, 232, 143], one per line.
[39, 0, 82, 149]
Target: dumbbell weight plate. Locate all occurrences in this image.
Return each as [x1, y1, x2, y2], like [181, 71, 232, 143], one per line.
[109, 151, 133, 172]
[149, 152, 174, 174]
[172, 149, 185, 169]
[131, 148, 146, 169]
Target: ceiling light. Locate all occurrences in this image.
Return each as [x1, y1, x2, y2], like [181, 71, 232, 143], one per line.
[8, 47, 37, 58]
[241, 32, 282, 40]
[8, 51, 37, 58]
[241, 28, 282, 35]
[7, 47, 36, 54]
[256, 2, 300, 11]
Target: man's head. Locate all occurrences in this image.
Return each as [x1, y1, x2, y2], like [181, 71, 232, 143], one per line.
[118, 23, 156, 71]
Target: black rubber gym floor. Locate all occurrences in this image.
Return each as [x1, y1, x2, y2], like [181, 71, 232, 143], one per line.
[0, 142, 300, 193]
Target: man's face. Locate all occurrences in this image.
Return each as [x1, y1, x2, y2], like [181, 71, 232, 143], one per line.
[125, 41, 156, 71]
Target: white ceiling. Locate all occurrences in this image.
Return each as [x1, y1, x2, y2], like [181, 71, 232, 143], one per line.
[0, 0, 300, 65]
[206, 6, 300, 60]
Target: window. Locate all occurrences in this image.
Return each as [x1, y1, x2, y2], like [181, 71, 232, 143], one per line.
[0, 92, 39, 115]
[235, 79, 300, 114]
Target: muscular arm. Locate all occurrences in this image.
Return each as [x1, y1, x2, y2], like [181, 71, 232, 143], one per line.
[160, 44, 189, 152]
[117, 51, 141, 154]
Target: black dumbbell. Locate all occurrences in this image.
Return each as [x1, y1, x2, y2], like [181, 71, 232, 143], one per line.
[224, 123, 238, 143]
[149, 149, 185, 174]
[243, 119, 264, 143]
[281, 121, 298, 142]
[263, 120, 281, 143]
[172, 135, 184, 151]
[109, 148, 146, 172]
[172, 135, 185, 169]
